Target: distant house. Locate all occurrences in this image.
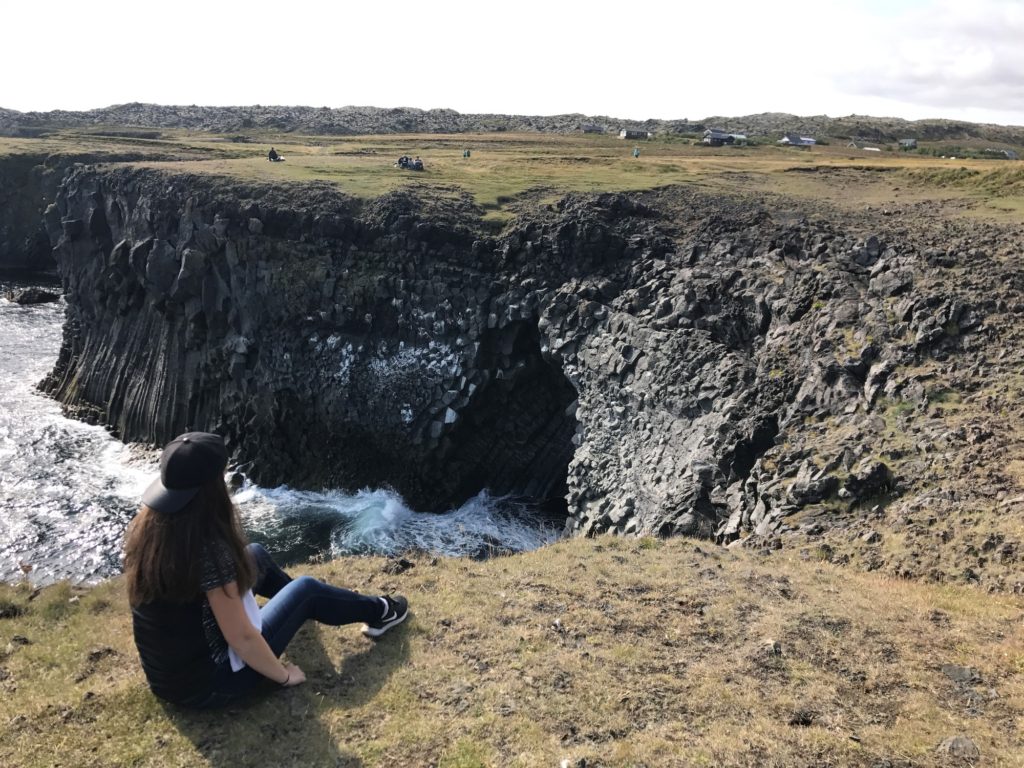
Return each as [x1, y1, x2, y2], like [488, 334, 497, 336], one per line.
[982, 148, 1021, 160]
[619, 129, 651, 140]
[779, 133, 816, 147]
[899, 138, 918, 149]
[702, 129, 748, 146]
[703, 129, 734, 146]
[580, 123, 604, 134]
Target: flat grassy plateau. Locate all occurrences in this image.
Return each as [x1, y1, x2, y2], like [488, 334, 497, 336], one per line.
[3, 129, 1023, 226]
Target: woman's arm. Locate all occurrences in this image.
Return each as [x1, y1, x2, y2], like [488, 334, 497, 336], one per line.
[207, 581, 305, 687]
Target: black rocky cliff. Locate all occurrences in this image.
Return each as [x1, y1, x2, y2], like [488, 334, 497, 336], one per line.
[43, 168, 1008, 542]
[0, 154, 66, 271]
[0, 151, 180, 272]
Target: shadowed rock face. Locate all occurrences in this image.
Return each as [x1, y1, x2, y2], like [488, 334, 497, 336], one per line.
[41, 168, 1005, 541]
[0, 152, 183, 273]
[0, 154, 61, 272]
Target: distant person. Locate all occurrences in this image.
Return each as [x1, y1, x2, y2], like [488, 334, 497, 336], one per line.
[124, 432, 409, 709]
[633, 146, 641, 159]
[463, 149, 471, 158]
[413, 156, 423, 170]
[268, 147, 279, 162]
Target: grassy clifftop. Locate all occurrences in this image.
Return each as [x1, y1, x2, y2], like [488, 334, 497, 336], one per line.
[2, 536, 1022, 767]
[3, 129, 1023, 226]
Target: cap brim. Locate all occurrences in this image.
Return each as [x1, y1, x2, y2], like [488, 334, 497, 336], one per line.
[141, 475, 201, 515]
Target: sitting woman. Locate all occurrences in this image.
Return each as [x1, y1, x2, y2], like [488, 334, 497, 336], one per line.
[124, 432, 409, 708]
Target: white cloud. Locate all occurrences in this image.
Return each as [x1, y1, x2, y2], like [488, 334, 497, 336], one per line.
[834, 0, 1024, 120]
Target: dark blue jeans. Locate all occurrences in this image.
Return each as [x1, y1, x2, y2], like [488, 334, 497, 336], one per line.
[189, 543, 384, 708]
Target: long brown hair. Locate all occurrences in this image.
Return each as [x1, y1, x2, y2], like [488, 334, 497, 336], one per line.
[124, 477, 255, 606]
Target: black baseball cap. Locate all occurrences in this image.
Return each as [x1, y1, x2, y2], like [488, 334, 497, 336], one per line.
[141, 432, 228, 515]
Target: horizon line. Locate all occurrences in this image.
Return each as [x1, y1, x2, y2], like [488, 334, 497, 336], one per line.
[2, 102, 1023, 131]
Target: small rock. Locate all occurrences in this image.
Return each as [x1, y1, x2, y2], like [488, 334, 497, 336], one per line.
[788, 708, 816, 727]
[11, 288, 60, 305]
[844, 460, 895, 501]
[941, 664, 980, 684]
[763, 639, 783, 656]
[865, 235, 882, 258]
[382, 558, 415, 575]
[936, 735, 980, 760]
[86, 646, 117, 664]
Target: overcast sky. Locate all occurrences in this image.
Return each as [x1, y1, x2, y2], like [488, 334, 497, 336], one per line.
[3, 0, 1022, 126]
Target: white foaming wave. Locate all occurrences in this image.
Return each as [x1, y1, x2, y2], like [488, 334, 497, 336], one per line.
[232, 483, 559, 559]
[98, 440, 160, 501]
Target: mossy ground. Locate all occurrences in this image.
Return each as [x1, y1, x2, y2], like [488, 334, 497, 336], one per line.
[2, 536, 1022, 767]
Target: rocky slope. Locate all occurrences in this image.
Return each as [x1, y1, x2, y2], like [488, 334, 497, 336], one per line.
[39, 167, 1024, 587]
[3, 103, 1023, 144]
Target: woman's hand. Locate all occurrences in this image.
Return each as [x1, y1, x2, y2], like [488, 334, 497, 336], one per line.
[281, 663, 306, 687]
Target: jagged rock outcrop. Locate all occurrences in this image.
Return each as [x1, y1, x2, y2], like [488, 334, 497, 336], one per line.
[41, 168, 1019, 550]
[0, 151, 172, 272]
[8, 287, 60, 304]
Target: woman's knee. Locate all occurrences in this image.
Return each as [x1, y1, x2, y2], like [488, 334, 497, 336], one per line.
[247, 543, 275, 572]
[291, 574, 320, 591]
[246, 542, 268, 559]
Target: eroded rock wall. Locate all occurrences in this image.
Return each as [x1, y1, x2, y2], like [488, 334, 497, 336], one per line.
[45, 169, 1011, 548]
[43, 168, 584, 512]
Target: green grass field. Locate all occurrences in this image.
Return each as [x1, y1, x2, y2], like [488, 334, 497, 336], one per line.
[4, 129, 1024, 224]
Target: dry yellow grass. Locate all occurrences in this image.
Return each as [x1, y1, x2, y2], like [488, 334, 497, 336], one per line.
[4, 130, 1023, 224]
[2, 536, 1022, 767]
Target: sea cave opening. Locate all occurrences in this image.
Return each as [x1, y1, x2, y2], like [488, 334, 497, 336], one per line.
[439, 320, 579, 525]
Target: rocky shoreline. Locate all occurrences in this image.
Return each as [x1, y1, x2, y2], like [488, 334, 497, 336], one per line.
[29, 165, 1022, 589]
